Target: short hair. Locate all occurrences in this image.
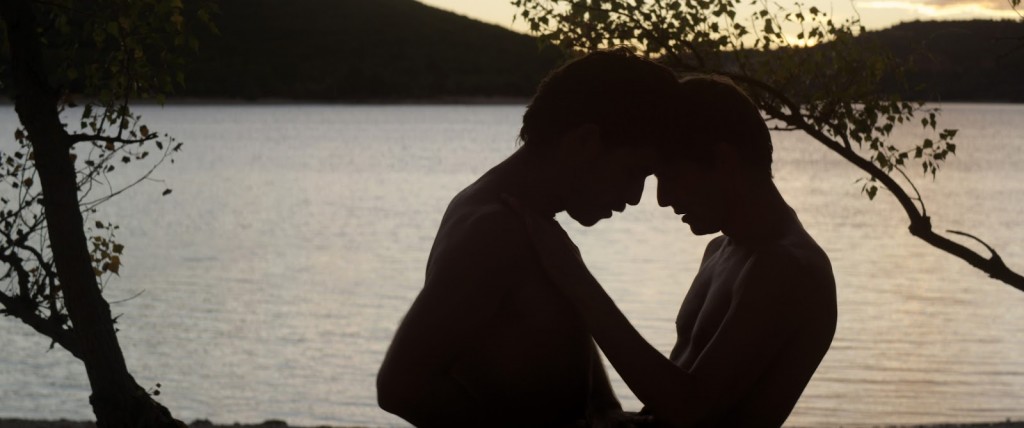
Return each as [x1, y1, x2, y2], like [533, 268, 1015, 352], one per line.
[670, 75, 774, 179]
[519, 48, 682, 149]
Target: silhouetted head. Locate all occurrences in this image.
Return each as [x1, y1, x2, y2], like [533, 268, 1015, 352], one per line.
[519, 48, 681, 149]
[667, 75, 773, 178]
[656, 75, 774, 235]
[519, 48, 682, 226]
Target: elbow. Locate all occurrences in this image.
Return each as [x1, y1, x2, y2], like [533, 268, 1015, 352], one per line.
[375, 380, 400, 415]
[377, 382, 433, 427]
[377, 391, 410, 419]
[376, 366, 412, 416]
[377, 364, 433, 424]
[377, 388, 412, 418]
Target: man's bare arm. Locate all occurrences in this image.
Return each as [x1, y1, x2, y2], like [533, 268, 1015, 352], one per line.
[509, 201, 813, 426]
[547, 261, 705, 427]
[585, 342, 628, 427]
[377, 208, 531, 425]
[503, 200, 703, 425]
[535, 249, 809, 426]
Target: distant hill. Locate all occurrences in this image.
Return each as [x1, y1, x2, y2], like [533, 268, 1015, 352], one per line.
[868, 20, 1024, 102]
[0, 0, 970, 102]
[178, 2, 1022, 102]
[0, 1, 1019, 101]
[180, 0, 564, 100]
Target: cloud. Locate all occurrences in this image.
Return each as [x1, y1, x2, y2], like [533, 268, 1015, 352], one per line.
[920, 0, 1010, 8]
[857, 0, 1020, 17]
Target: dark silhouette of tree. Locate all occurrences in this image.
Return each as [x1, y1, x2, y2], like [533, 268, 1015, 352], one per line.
[178, 0, 563, 100]
[0, 0, 214, 426]
[513, 0, 1022, 292]
[1010, 0, 1023, 53]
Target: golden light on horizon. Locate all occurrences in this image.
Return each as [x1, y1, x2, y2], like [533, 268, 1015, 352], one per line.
[858, 0, 1021, 18]
[417, 0, 1021, 36]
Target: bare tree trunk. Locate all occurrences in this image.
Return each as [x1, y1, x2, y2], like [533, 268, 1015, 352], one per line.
[1, 1, 183, 426]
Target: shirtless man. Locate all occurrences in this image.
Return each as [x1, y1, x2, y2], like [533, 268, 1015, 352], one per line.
[510, 76, 837, 427]
[376, 50, 683, 427]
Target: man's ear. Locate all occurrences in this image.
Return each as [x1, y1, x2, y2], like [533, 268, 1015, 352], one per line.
[561, 123, 602, 156]
[712, 141, 739, 173]
[712, 142, 746, 197]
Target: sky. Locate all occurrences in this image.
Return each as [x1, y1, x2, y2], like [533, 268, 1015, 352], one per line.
[418, 0, 1020, 34]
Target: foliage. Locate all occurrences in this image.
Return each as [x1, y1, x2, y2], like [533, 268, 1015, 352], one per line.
[0, 0, 214, 351]
[512, 0, 1023, 290]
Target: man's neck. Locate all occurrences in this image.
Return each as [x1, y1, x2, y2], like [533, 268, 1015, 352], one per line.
[721, 180, 799, 244]
[485, 146, 568, 219]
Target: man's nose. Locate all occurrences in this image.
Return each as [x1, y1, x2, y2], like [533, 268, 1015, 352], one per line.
[626, 178, 645, 206]
[656, 180, 670, 207]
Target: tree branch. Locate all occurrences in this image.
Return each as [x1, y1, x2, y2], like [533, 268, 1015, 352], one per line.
[67, 132, 158, 147]
[946, 230, 998, 258]
[726, 73, 1024, 292]
[895, 166, 926, 216]
[911, 228, 1023, 290]
[0, 290, 82, 358]
[0, 251, 33, 297]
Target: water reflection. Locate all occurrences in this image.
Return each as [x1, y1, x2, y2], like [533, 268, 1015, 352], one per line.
[0, 104, 1021, 426]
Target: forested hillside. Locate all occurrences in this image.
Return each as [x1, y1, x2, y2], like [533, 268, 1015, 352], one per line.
[168, 1, 1024, 102]
[181, 0, 562, 100]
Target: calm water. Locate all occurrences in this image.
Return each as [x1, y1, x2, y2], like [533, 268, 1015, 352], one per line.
[0, 104, 1022, 427]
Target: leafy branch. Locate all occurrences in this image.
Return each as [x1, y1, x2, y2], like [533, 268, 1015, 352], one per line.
[513, 0, 1022, 291]
[1, 0, 215, 354]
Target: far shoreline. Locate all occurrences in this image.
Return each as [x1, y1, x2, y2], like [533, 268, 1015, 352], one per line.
[3, 97, 1024, 107]
[0, 96, 533, 107]
[2, 418, 1024, 428]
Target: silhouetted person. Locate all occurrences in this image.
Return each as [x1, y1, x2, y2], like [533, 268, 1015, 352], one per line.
[376, 50, 683, 427]
[509, 75, 837, 427]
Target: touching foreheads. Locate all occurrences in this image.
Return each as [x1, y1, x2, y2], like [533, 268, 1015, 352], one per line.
[670, 75, 774, 179]
[519, 48, 682, 149]
[518, 50, 774, 179]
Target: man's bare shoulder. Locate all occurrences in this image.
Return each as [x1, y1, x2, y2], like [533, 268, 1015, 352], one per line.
[743, 226, 836, 303]
[438, 188, 526, 245]
[779, 226, 833, 279]
[427, 187, 536, 276]
[701, 235, 728, 261]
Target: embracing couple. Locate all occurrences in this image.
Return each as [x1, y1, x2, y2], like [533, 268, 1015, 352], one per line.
[377, 49, 837, 428]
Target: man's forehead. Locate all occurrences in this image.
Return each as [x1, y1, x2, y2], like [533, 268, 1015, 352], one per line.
[605, 144, 659, 165]
[655, 151, 706, 171]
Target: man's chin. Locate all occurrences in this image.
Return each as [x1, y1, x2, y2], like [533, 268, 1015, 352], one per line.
[568, 211, 606, 227]
[683, 216, 720, 235]
[688, 225, 720, 235]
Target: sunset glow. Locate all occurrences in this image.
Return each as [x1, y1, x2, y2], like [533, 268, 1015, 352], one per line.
[419, 0, 1020, 34]
[858, 0, 1020, 18]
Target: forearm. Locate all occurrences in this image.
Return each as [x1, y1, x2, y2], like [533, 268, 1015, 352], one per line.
[565, 272, 701, 426]
[587, 342, 622, 413]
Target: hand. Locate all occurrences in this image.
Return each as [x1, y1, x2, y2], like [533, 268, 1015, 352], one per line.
[622, 411, 657, 428]
[500, 194, 594, 289]
[588, 408, 656, 428]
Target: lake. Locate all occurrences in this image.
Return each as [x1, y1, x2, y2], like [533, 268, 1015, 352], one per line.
[0, 104, 1022, 427]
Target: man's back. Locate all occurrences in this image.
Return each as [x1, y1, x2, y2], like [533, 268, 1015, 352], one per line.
[670, 221, 837, 426]
[377, 177, 600, 427]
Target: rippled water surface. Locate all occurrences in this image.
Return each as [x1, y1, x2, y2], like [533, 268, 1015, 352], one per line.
[1, 104, 1022, 426]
